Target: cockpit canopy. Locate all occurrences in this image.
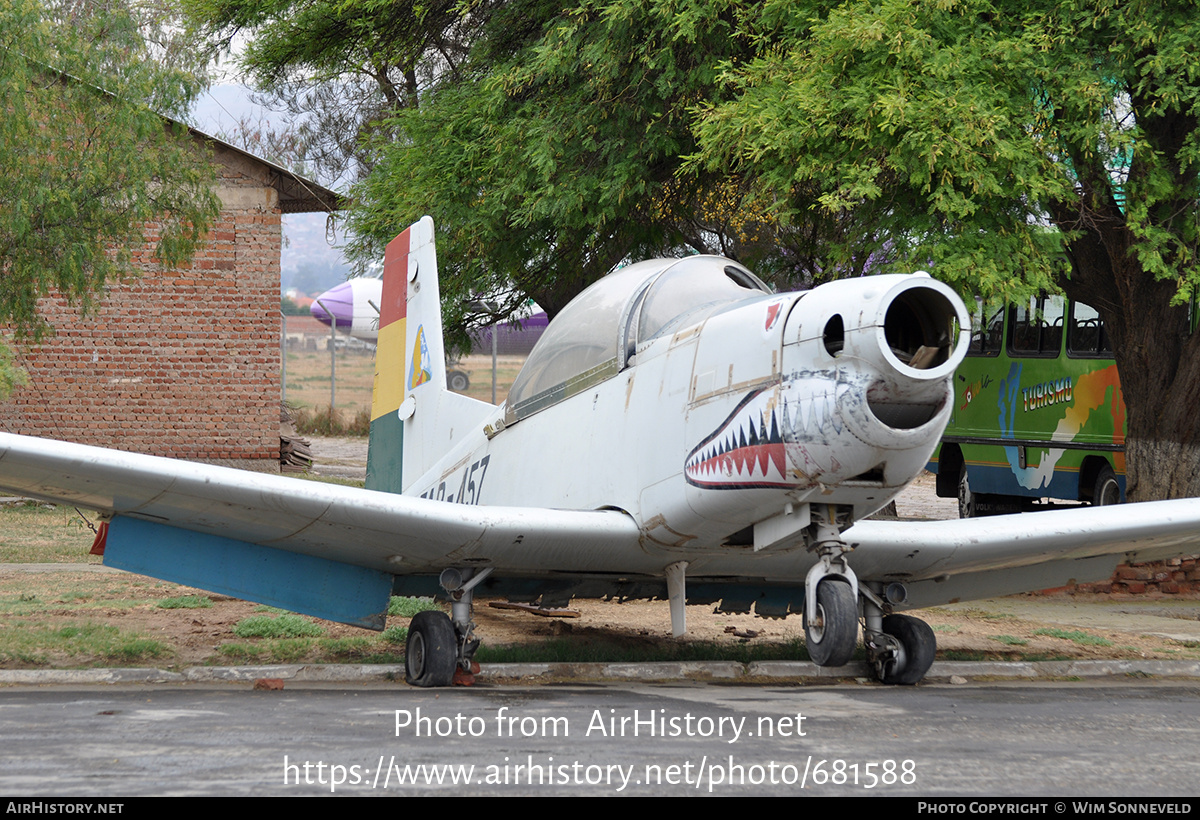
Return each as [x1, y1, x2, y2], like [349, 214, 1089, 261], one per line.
[505, 256, 770, 422]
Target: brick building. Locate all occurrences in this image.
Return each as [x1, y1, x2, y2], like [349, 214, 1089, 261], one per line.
[0, 129, 341, 469]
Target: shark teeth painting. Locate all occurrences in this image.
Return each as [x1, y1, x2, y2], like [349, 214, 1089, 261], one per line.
[685, 386, 791, 489]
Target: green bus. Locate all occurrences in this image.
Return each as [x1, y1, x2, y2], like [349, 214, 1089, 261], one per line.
[929, 294, 1125, 517]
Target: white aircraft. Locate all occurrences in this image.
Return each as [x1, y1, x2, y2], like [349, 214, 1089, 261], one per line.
[4, 217, 1200, 686]
[310, 276, 384, 342]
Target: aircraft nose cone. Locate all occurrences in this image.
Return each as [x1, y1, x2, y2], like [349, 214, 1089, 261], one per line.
[311, 282, 355, 328]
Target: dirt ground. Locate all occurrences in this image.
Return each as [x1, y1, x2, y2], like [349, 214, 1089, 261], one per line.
[9, 569, 1197, 669]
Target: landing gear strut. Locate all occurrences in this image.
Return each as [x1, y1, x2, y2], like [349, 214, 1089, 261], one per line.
[803, 505, 860, 668]
[802, 505, 937, 683]
[862, 585, 937, 685]
[405, 567, 491, 687]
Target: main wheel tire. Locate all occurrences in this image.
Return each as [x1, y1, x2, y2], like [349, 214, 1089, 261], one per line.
[804, 580, 858, 667]
[878, 614, 937, 685]
[405, 611, 458, 687]
[1093, 464, 1120, 506]
[448, 370, 470, 392]
[958, 464, 975, 519]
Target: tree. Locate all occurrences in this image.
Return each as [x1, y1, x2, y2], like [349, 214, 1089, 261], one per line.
[690, 0, 1200, 501]
[0, 0, 220, 375]
[189, 0, 1200, 498]
[184, 0, 899, 351]
[182, 0, 481, 186]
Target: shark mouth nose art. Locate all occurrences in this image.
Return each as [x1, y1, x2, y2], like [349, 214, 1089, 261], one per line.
[685, 387, 790, 489]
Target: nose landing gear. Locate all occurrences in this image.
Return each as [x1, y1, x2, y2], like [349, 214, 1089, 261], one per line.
[803, 505, 938, 684]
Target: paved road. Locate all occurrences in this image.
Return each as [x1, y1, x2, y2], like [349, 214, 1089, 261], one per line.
[2, 680, 1197, 796]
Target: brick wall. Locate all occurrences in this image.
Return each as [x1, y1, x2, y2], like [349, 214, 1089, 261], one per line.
[1044, 556, 1200, 596]
[0, 165, 283, 467]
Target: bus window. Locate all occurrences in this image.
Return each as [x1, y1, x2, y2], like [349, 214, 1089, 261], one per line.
[967, 298, 1004, 356]
[1067, 301, 1113, 357]
[931, 290, 1124, 518]
[1008, 294, 1065, 357]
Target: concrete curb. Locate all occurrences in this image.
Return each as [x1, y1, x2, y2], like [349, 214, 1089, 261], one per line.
[3, 659, 1200, 686]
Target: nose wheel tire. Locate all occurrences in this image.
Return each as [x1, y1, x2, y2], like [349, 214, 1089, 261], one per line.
[804, 580, 858, 667]
[405, 610, 457, 687]
[878, 614, 936, 685]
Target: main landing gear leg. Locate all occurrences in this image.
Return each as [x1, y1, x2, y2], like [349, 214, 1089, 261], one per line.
[862, 583, 937, 685]
[405, 567, 491, 687]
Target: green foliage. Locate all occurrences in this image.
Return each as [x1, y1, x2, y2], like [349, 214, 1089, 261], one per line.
[345, 0, 751, 333]
[387, 596, 440, 618]
[156, 595, 213, 610]
[187, 0, 852, 343]
[0, 621, 171, 666]
[0, 0, 220, 342]
[991, 635, 1029, 646]
[0, 344, 28, 403]
[232, 613, 326, 638]
[1033, 628, 1113, 647]
[692, 1, 1200, 344]
[280, 296, 308, 316]
[380, 625, 408, 644]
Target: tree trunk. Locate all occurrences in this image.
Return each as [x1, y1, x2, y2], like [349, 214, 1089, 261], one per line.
[1060, 215, 1200, 502]
[1107, 279, 1200, 502]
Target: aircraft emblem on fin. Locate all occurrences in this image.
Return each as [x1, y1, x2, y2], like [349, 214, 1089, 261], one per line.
[409, 324, 432, 390]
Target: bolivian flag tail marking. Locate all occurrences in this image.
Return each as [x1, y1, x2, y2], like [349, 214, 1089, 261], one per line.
[367, 227, 411, 493]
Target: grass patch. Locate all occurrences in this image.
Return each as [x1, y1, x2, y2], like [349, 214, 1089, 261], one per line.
[216, 639, 315, 664]
[157, 596, 212, 610]
[322, 637, 404, 664]
[388, 597, 441, 618]
[931, 624, 959, 633]
[0, 577, 156, 616]
[1033, 628, 1113, 647]
[217, 643, 264, 662]
[292, 405, 371, 437]
[233, 614, 325, 639]
[281, 350, 526, 419]
[381, 626, 408, 644]
[214, 636, 404, 665]
[0, 502, 98, 563]
[282, 349, 376, 418]
[0, 621, 171, 667]
[991, 635, 1029, 646]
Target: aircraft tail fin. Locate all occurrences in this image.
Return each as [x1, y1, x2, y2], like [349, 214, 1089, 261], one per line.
[366, 217, 492, 494]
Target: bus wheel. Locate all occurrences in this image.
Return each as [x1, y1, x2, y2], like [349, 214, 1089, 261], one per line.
[958, 465, 976, 518]
[1093, 465, 1121, 506]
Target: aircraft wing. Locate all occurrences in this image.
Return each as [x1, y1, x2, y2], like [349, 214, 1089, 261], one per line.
[845, 504, 1200, 608]
[0, 433, 640, 628]
[3, 431, 1199, 625]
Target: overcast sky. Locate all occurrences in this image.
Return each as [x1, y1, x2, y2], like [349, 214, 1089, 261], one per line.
[189, 84, 355, 289]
